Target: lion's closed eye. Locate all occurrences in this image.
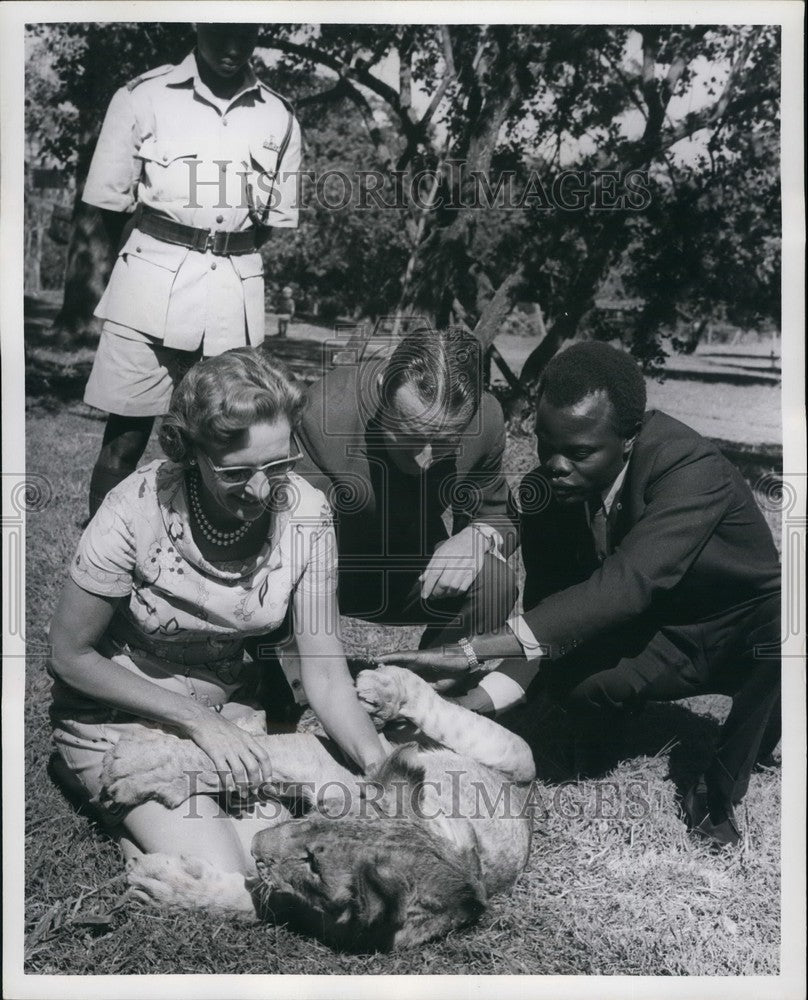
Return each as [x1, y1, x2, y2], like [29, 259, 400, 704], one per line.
[303, 849, 321, 875]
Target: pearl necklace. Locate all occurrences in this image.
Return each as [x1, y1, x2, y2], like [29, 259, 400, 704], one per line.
[187, 471, 251, 546]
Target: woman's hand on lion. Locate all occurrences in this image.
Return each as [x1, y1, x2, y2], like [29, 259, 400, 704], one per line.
[180, 713, 272, 794]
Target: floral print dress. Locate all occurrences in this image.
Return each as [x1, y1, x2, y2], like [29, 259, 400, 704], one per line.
[50, 459, 337, 733]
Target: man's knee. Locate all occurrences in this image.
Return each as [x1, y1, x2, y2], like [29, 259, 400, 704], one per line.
[465, 554, 519, 630]
[566, 669, 641, 716]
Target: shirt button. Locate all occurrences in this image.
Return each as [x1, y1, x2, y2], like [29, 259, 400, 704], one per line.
[162, 154, 168, 162]
[211, 262, 217, 270]
[291, 679, 302, 689]
[216, 214, 224, 223]
[136, 246, 142, 253]
[222, 117, 228, 126]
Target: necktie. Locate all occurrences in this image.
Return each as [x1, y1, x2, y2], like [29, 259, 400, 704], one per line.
[590, 502, 609, 561]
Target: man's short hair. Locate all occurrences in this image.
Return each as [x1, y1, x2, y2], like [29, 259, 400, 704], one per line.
[538, 342, 647, 437]
[380, 328, 483, 429]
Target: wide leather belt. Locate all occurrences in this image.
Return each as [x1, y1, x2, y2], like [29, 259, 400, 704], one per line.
[133, 205, 268, 256]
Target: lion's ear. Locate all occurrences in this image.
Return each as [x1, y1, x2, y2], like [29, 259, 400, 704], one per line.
[352, 854, 408, 930]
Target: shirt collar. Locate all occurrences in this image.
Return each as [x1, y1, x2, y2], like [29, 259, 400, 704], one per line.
[600, 459, 630, 515]
[166, 51, 262, 102]
[585, 459, 630, 520]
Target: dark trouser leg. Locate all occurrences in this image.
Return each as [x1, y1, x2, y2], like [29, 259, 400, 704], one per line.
[756, 691, 782, 764]
[337, 553, 518, 647]
[406, 554, 519, 649]
[541, 598, 781, 809]
[552, 625, 704, 774]
[705, 594, 781, 812]
[89, 414, 154, 517]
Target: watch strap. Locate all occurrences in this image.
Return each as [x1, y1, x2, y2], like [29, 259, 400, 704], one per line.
[457, 636, 480, 669]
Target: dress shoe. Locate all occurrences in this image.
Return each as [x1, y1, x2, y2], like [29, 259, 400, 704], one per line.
[682, 777, 741, 848]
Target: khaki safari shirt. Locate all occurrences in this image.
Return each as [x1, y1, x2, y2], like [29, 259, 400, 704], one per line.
[82, 51, 301, 354]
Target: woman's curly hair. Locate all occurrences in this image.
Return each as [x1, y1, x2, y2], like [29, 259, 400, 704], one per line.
[158, 347, 306, 465]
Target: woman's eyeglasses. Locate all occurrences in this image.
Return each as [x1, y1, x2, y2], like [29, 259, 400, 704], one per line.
[199, 451, 304, 486]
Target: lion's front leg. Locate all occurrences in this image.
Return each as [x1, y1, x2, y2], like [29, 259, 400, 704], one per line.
[102, 729, 222, 809]
[103, 727, 363, 812]
[357, 665, 536, 783]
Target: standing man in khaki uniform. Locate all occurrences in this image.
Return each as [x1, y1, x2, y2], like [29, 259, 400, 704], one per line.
[82, 23, 301, 515]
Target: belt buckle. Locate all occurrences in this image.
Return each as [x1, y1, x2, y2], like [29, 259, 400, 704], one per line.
[194, 228, 213, 253]
[211, 230, 230, 256]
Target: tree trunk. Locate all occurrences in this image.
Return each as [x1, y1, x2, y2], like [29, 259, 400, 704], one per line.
[50, 25, 116, 342]
[472, 265, 525, 350]
[50, 199, 116, 341]
[518, 213, 629, 387]
[405, 30, 526, 329]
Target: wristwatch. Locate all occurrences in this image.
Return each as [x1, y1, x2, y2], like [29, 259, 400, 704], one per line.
[457, 636, 481, 671]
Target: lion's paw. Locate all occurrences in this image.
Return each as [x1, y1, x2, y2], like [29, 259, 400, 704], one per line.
[102, 738, 213, 808]
[127, 853, 255, 914]
[101, 741, 162, 807]
[356, 665, 409, 722]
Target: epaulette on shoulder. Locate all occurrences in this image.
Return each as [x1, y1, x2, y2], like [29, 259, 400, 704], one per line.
[125, 64, 174, 92]
[258, 80, 297, 118]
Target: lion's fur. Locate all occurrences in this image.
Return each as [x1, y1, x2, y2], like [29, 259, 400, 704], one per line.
[105, 665, 536, 951]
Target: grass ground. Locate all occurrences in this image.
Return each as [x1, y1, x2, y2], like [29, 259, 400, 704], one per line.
[22, 398, 781, 977]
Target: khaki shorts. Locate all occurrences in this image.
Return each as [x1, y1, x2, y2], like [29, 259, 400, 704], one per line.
[84, 321, 202, 417]
[51, 718, 148, 825]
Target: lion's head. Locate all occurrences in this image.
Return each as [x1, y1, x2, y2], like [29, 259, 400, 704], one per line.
[250, 746, 487, 951]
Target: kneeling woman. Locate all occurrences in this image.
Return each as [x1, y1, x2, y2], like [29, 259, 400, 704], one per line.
[48, 348, 386, 876]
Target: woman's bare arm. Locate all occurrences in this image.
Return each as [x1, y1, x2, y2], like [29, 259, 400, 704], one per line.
[49, 579, 272, 789]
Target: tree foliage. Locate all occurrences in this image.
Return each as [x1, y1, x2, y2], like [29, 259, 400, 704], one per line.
[26, 22, 781, 377]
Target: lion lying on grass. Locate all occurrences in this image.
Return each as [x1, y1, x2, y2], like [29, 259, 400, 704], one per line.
[101, 664, 536, 951]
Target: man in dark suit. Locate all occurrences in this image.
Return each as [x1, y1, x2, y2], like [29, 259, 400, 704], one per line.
[382, 342, 781, 847]
[295, 328, 519, 645]
[250, 329, 519, 723]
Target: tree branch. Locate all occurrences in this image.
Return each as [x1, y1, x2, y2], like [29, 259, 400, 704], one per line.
[712, 28, 762, 121]
[398, 28, 414, 111]
[659, 27, 709, 104]
[638, 28, 665, 145]
[658, 85, 777, 156]
[363, 27, 398, 70]
[472, 266, 525, 351]
[296, 82, 350, 108]
[267, 35, 420, 146]
[339, 79, 396, 172]
[599, 50, 647, 119]
[416, 26, 456, 134]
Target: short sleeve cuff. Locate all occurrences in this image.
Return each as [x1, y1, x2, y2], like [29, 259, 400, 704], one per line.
[69, 561, 133, 598]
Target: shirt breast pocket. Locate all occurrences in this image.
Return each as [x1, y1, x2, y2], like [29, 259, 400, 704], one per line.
[137, 137, 199, 204]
